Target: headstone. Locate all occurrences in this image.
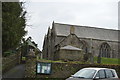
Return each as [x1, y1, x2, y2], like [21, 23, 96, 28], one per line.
[97, 54, 101, 64]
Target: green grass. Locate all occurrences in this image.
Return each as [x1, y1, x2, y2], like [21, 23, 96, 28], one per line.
[37, 59, 66, 63]
[22, 57, 26, 61]
[37, 59, 90, 64]
[94, 57, 120, 65]
[37, 57, 120, 65]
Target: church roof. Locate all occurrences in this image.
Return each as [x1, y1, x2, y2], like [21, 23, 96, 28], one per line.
[60, 45, 81, 51]
[54, 23, 118, 42]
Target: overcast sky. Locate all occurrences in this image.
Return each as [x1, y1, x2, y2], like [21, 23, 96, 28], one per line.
[23, 0, 119, 50]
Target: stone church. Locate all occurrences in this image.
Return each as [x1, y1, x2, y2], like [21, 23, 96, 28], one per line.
[42, 22, 119, 61]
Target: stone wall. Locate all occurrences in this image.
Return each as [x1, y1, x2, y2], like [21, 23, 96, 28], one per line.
[43, 29, 119, 61]
[2, 53, 21, 74]
[25, 56, 36, 78]
[79, 38, 118, 58]
[58, 50, 83, 61]
[25, 59, 120, 78]
[37, 62, 120, 79]
[59, 34, 82, 48]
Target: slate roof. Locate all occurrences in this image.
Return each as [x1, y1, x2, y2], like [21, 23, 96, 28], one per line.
[27, 39, 40, 52]
[60, 45, 81, 51]
[54, 23, 118, 41]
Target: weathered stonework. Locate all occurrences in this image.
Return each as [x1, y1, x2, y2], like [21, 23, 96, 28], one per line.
[25, 53, 36, 78]
[42, 22, 119, 61]
[58, 49, 83, 61]
[34, 60, 120, 78]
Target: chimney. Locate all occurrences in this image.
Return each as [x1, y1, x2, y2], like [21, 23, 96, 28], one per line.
[70, 26, 75, 34]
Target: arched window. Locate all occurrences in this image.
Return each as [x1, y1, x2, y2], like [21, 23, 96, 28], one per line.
[99, 43, 111, 58]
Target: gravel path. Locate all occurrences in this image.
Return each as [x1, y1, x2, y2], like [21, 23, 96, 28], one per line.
[2, 64, 25, 79]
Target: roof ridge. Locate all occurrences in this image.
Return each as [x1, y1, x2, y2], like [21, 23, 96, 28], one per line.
[54, 22, 118, 31]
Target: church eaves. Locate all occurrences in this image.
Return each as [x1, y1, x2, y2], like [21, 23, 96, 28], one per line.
[60, 45, 81, 51]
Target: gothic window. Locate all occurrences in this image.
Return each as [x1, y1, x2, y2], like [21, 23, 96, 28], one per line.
[99, 43, 111, 58]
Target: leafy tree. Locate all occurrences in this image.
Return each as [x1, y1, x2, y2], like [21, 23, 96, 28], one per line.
[21, 38, 28, 57]
[2, 2, 27, 56]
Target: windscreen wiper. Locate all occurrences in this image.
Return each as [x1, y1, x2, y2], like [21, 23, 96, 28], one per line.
[72, 76, 85, 78]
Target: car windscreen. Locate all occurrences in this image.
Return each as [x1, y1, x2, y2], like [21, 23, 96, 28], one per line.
[72, 69, 96, 79]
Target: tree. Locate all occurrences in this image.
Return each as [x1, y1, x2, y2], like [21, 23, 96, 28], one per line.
[2, 2, 27, 56]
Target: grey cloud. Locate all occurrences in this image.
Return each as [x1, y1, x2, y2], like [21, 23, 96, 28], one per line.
[25, 1, 118, 50]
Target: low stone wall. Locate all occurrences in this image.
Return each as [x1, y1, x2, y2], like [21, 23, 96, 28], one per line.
[25, 59, 120, 79]
[36, 62, 120, 78]
[25, 56, 36, 78]
[2, 53, 21, 74]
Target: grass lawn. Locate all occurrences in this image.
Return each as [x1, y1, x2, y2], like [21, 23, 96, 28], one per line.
[94, 57, 120, 65]
[22, 57, 26, 61]
[37, 57, 120, 65]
